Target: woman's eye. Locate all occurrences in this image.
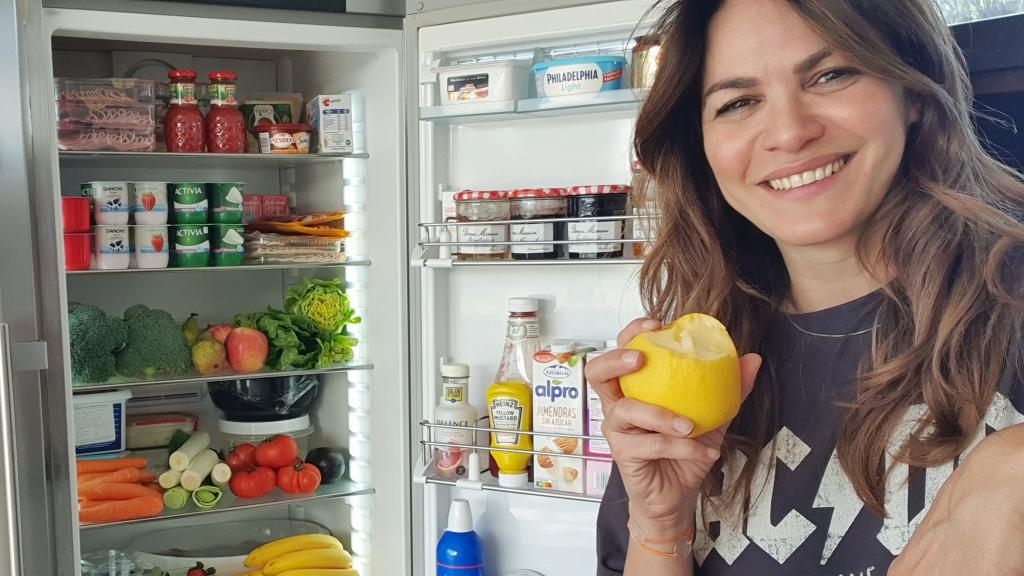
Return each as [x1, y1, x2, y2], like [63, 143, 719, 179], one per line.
[814, 67, 857, 85]
[716, 98, 755, 116]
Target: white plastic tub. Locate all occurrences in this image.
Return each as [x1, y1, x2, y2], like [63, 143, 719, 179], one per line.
[72, 390, 132, 456]
[436, 60, 530, 104]
[218, 414, 314, 457]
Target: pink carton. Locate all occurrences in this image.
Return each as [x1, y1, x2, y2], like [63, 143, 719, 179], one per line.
[585, 344, 614, 497]
[532, 341, 587, 493]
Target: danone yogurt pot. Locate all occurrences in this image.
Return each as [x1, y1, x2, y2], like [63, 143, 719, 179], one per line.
[211, 224, 245, 266]
[169, 182, 208, 224]
[131, 182, 169, 225]
[532, 55, 627, 97]
[93, 225, 131, 270]
[133, 225, 169, 269]
[172, 224, 210, 268]
[208, 182, 245, 224]
[82, 181, 130, 225]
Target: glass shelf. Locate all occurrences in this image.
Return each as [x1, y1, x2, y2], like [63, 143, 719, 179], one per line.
[58, 150, 368, 169]
[79, 479, 373, 530]
[66, 260, 370, 276]
[71, 360, 373, 392]
[419, 89, 644, 124]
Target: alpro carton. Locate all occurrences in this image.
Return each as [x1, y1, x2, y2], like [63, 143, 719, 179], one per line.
[305, 94, 353, 154]
[532, 341, 587, 493]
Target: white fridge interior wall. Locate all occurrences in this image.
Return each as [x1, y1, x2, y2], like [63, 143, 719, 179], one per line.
[44, 7, 408, 576]
[416, 2, 653, 574]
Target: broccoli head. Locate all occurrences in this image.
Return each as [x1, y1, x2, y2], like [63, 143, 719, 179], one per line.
[114, 305, 191, 378]
[68, 305, 128, 383]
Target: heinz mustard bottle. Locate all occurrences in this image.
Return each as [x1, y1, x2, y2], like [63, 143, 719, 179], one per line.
[487, 297, 540, 487]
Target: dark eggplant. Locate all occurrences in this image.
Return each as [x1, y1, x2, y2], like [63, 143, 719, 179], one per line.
[305, 447, 346, 484]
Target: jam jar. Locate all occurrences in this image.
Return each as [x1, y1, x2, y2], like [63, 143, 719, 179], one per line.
[455, 190, 510, 261]
[164, 70, 205, 153]
[565, 184, 630, 259]
[630, 161, 660, 257]
[206, 72, 245, 153]
[508, 188, 567, 260]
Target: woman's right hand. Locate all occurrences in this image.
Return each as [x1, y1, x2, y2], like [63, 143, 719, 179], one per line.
[585, 317, 762, 536]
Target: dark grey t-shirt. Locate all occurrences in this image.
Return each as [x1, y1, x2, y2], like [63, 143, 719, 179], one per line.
[597, 292, 1024, 575]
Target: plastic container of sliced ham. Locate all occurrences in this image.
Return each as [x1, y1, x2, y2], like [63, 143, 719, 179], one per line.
[57, 125, 156, 152]
[55, 101, 155, 129]
[54, 78, 157, 103]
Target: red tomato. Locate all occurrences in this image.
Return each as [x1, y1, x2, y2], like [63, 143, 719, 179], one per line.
[276, 459, 322, 494]
[255, 435, 299, 469]
[225, 443, 257, 473]
[229, 466, 276, 499]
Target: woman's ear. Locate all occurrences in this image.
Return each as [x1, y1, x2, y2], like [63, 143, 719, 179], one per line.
[906, 94, 922, 127]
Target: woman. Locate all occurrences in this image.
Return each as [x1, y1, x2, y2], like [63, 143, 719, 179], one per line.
[587, 0, 1024, 574]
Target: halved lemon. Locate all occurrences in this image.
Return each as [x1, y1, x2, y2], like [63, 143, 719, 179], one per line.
[620, 313, 742, 437]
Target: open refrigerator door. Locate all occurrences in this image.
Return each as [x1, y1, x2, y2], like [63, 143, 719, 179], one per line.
[28, 5, 409, 576]
[408, 2, 661, 574]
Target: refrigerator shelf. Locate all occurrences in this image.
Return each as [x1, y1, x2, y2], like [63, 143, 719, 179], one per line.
[419, 420, 614, 463]
[79, 479, 373, 530]
[419, 88, 645, 124]
[66, 260, 371, 276]
[58, 150, 369, 169]
[71, 360, 373, 392]
[416, 457, 602, 504]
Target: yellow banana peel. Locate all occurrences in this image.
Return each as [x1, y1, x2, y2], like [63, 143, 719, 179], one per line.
[246, 534, 345, 568]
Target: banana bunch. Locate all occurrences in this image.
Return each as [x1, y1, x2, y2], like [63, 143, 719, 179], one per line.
[244, 534, 357, 576]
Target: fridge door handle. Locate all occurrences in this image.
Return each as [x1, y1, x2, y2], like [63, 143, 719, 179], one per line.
[0, 324, 22, 576]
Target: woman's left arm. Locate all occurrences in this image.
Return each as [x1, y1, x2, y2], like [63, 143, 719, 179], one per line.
[889, 423, 1024, 576]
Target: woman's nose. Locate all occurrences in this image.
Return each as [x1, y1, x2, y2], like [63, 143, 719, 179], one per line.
[761, 98, 825, 153]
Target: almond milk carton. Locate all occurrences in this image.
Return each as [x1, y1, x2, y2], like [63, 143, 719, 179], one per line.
[532, 340, 587, 493]
[585, 340, 617, 497]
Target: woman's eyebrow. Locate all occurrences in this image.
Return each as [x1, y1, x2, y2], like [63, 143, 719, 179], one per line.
[702, 48, 834, 101]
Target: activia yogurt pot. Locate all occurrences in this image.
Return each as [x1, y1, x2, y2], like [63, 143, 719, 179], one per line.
[82, 182, 130, 225]
[169, 182, 207, 224]
[93, 225, 131, 270]
[133, 225, 169, 269]
[172, 224, 210, 268]
[208, 182, 245, 224]
[211, 224, 245, 266]
[131, 182, 169, 225]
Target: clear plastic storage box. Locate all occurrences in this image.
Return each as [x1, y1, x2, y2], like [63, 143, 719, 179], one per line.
[54, 78, 157, 103]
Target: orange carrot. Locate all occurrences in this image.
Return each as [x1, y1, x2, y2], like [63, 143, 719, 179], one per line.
[79, 467, 154, 485]
[79, 496, 163, 523]
[78, 482, 162, 501]
[76, 458, 147, 474]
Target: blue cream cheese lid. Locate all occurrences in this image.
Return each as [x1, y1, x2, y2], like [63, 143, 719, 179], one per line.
[531, 55, 626, 73]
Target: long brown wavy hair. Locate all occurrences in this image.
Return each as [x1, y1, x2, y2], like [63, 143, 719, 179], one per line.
[633, 0, 1024, 517]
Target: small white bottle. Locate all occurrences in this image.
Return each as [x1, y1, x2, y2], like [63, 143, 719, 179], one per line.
[434, 362, 479, 479]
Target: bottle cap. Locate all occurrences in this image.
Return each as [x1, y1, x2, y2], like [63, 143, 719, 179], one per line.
[498, 471, 528, 488]
[441, 363, 470, 378]
[446, 498, 474, 533]
[550, 340, 576, 354]
[508, 297, 538, 313]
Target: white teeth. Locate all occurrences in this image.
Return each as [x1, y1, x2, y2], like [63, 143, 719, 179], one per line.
[768, 157, 847, 191]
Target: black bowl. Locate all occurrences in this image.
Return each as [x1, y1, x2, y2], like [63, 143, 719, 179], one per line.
[208, 375, 321, 422]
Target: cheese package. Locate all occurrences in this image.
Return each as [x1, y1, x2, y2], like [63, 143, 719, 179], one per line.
[305, 94, 353, 154]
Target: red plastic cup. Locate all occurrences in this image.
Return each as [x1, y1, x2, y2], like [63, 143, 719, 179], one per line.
[61, 197, 92, 232]
[64, 233, 92, 270]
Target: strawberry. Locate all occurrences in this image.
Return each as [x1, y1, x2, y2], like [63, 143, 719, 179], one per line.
[141, 192, 157, 211]
[186, 562, 215, 576]
[151, 234, 164, 253]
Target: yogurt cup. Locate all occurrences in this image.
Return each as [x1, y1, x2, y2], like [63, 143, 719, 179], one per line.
[131, 182, 169, 225]
[82, 182, 130, 225]
[172, 224, 210, 268]
[169, 182, 207, 224]
[93, 225, 131, 270]
[64, 233, 93, 271]
[208, 182, 245, 224]
[61, 197, 92, 232]
[133, 225, 169, 269]
[211, 224, 245, 266]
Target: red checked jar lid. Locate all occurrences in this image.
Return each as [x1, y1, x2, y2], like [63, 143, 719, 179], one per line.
[509, 188, 566, 198]
[566, 184, 631, 196]
[208, 71, 238, 82]
[455, 190, 509, 201]
[168, 69, 198, 82]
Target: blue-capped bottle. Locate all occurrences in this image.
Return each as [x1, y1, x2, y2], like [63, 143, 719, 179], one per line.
[437, 498, 485, 576]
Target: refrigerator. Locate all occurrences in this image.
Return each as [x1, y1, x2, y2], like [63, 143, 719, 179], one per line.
[6, 0, 664, 575]
[5, 1, 1021, 575]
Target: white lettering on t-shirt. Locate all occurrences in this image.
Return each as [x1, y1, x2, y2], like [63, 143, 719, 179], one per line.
[695, 392, 1023, 568]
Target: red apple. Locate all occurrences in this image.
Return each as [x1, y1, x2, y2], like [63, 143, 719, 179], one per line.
[207, 323, 234, 344]
[226, 327, 268, 373]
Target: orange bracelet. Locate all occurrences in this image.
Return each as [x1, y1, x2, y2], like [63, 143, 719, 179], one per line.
[627, 517, 696, 560]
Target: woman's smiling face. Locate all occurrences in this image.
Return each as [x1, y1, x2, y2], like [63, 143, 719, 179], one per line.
[700, 0, 914, 250]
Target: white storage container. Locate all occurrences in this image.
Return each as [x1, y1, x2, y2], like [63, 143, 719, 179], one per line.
[436, 60, 530, 104]
[217, 415, 314, 457]
[72, 390, 132, 456]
